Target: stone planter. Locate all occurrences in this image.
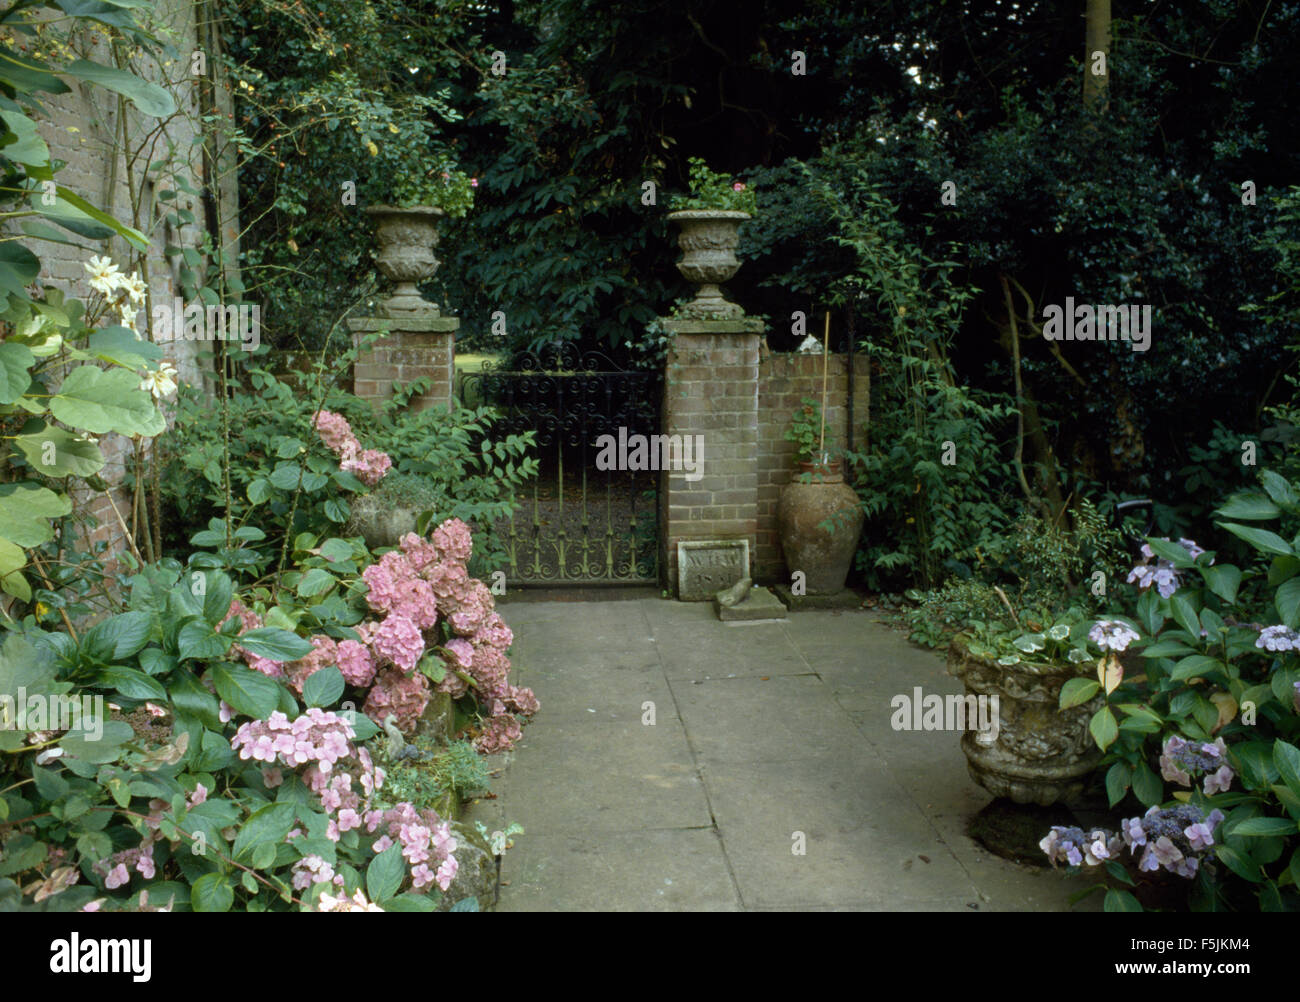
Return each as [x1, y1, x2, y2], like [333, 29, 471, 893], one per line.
[777, 460, 863, 595]
[364, 204, 444, 317]
[947, 633, 1102, 806]
[667, 209, 750, 318]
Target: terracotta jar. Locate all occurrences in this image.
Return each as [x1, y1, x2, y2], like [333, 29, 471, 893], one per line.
[777, 460, 863, 595]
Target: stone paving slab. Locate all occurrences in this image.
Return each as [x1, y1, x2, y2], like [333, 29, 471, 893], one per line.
[467, 597, 1102, 912]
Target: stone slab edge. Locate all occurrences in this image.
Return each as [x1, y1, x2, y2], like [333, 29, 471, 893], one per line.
[716, 585, 787, 621]
[772, 583, 868, 611]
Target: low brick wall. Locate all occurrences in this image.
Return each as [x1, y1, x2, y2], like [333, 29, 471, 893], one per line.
[351, 318, 458, 411]
[755, 347, 870, 583]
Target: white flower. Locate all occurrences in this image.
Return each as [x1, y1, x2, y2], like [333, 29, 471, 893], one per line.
[117, 301, 140, 333]
[140, 362, 178, 401]
[120, 271, 147, 305]
[84, 255, 122, 294]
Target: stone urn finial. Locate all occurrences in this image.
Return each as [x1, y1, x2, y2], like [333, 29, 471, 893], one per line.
[667, 209, 750, 319]
[364, 204, 444, 317]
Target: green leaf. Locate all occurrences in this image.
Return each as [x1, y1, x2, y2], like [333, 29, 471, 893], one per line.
[97, 666, 166, 702]
[1274, 740, 1300, 799]
[64, 60, 175, 117]
[1277, 577, 1300, 631]
[1131, 761, 1163, 807]
[0, 538, 29, 601]
[366, 844, 406, 903]
[302, 665, 343, 709]
[1201, 564, 1242, 605]
[211, 662, 281, 720]
[0, 342, 33, 403]
[200, 572, 234, 627]
[233, 802, 296, 862]
[190, 872, 234, 912]
[449, 895, 480, 912]
[0, 107, 50, 165]
[339, 709, 379, 742]
[1147, 538, 1195, 568]
[0, 482, 71, 547]
[236, 628, 312, 662]
[1169, 592, 1200, 639]
[86, 610, 154, 660]
[1216, 845, 1261, 882]
[1089, 706, 1118, 751]
[1170, 655, 1222, 682]
[296, 567, 335, 598]
[1059, 677, 1100, 709]
[49, 366, 165, 437]
[1216, 491, 1281, 521]
[382, 892, 439, 912]
[1218, 522, 1294, 556]
[1136, 589, 1163, 635]
[31, 764, 69, 800]
[0, 242, 40, 303]
[1105, 761, 1132, 807]
[58, 720, 133, 763]
[177, 619, 232, 662]
[12, 424, 105, 479]
[87, 325, 162, 369]
[1230, 816, 1298, 837]
[1140, 639, 1196, 658]
[1103, 889, 1143, 912]
[167, 667, 221, 730]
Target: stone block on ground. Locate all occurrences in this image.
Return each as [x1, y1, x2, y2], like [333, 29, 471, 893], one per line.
[716, 585, 787, 621]
[772, 583, 866, 611]
[437, 821, 499, 912]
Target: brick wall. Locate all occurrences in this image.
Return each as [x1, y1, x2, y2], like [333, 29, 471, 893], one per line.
[659, 319, 763, 592]
[755, 346, 871, 582]
[13, 3, 222, 567]
[349, 317, 459, 412]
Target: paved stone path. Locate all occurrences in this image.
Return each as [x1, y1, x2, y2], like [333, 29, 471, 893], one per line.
[465, 597, 1102, 911]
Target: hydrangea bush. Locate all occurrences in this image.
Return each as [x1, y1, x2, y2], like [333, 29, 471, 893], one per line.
[1042, 470, 1300, 911]
[0, 512, 533, 912]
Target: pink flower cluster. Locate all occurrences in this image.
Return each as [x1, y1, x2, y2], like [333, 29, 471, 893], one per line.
[218, 519, 536, 750]
[230, 708, 356, 772]
[313, 409, 392, 486]
[366, 803, 459, 892]
[93, 784, 209, 891]
[230, 711, 458, 899]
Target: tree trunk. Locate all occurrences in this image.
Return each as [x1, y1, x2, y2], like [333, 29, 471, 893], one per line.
[1083, 0, 1111, 110]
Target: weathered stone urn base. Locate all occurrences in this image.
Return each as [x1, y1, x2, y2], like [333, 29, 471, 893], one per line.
[777, 461, 863, 595]
[947, 634, 1102, 806]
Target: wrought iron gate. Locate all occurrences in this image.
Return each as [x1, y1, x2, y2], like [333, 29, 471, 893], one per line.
[460, 343, 661, 586]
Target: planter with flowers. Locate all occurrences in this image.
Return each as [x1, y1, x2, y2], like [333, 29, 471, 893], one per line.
[948, 606, 1126, 805]
[777, 396, 863, 595]
[667, 158, 756, 319]
[363, 154, 477, 318]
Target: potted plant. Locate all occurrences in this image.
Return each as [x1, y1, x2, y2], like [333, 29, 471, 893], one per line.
[777, 396, 864, 595]
[363, 149, 477, 317]
[946, 602, 1115, 805]
[666, 158, 757, 318]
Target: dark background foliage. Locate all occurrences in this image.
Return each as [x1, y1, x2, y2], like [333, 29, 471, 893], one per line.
[218, 0, 1300, 577]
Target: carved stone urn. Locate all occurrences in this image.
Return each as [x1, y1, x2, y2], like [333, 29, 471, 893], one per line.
[777, 460, 863, 594]
[364, 205, 443, 317]
[947, 633, 1102, 806]
[667, 209, 750, 318]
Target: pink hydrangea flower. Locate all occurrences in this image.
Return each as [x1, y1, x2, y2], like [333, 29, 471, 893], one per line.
[371, 612, 425, 672]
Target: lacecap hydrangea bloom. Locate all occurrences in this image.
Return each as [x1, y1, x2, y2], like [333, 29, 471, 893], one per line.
[1126, 538, 1207, 598]
[1120, 804, 1224, 879]
[1089, 619, 1140, 653]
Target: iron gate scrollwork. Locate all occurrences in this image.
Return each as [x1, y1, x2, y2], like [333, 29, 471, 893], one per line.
[460, 342, 661, 585]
